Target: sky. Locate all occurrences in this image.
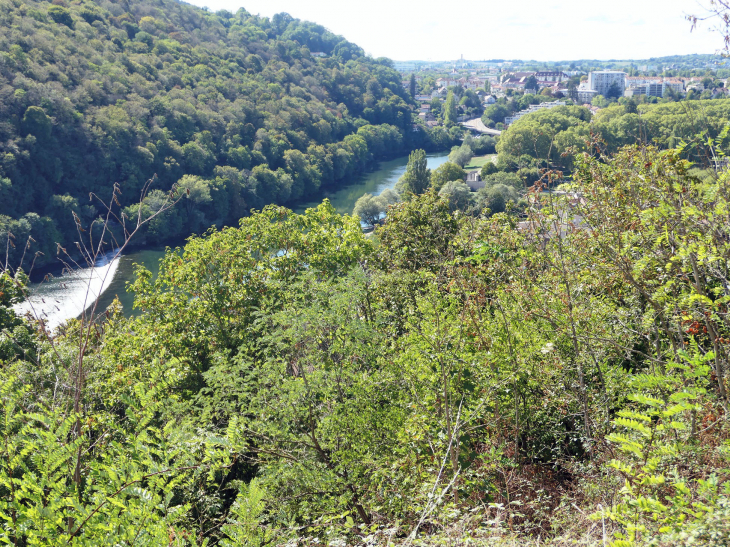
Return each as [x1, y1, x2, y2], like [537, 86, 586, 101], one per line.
[184, 0, 724, 61]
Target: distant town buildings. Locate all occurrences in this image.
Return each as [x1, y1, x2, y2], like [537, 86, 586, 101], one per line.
[500, 72, 535, 90]
[535, 71, 567, 83]
[396, 56, 720, 126]
[393, 61, 417, 72]
[434, 76, 489, 91]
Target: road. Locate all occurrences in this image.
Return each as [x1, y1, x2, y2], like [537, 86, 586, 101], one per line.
[461, 118, 502, 136]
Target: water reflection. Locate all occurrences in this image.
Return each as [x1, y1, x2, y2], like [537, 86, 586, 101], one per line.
[294, 152, 450, 214]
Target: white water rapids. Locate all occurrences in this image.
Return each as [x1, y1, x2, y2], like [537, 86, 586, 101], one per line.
[13, 250, 121, 331]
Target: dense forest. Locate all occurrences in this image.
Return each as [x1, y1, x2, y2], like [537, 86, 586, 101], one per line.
[0, 0, 460, 268]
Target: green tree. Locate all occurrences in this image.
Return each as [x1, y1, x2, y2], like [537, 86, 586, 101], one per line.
[482, 103, 510, 125]
[353, 189, 398, 226]
[47, 5, 74, 28]
[443, 90, 458, 126]
[409, 73, 417, 98]
[482, 171, 524, 192]
[524, 75, 538, 91]
[480, 161, 498, 179]
[20, 106, 52, 140]
[606, 81, 623, 99]
[592, 94, 609, 108]
[430, 162, 467, 191]
[396, 149, 431, 195]
[475, 183, 518, 214]
[438, 180, 473, 212]
[448, 143, 473, 168]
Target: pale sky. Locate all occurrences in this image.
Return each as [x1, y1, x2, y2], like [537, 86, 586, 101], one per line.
[185, 0, 723, 61]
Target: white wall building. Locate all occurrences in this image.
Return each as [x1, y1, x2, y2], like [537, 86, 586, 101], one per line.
[577, 83, 598, 104]
[535, 71, 568, 83]
[624, 79, 685, 98]
[587, 70, 626, 96]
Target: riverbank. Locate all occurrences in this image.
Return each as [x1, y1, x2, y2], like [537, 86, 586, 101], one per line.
[294, 152, 451, 215]
[18, 152, 451, 328]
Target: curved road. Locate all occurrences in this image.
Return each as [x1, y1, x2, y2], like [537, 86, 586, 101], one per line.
[461, 118, 502, 136]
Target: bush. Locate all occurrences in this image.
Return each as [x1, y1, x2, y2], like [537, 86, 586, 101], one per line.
[480, 161, 498, 179]
[470, 135, 497, 155]
[659, 497, 730, 547]
[438, 180, 473, 212]
[476, 183, 519, 214]
[482, 171, 524, 192]
[47, 5, 74, 28]
[517, 167, 541, 187]
[448, 143, 473, 167]
[430, 162, 466, 191]
[353, 189, 399, 226]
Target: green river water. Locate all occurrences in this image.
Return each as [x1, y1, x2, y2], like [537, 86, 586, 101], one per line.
[16, 152, 449, 328]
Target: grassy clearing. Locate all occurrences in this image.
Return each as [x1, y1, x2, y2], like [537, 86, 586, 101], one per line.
[464, 154, 496, 170]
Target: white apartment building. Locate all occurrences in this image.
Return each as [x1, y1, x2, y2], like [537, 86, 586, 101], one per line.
[587, 70, 626, 96]
[665, 80, 685, 94]
[504, 101, 566, 126]
[577, 83, 598, 104]
[535, 71, 568, 83]
[624, 80, 685, 98]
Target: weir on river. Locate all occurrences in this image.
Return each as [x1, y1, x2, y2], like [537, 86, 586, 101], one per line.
[17, 152, 450, 328]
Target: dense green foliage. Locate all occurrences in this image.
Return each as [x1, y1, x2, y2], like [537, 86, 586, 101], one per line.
[4, 2, 730, 544]
[0, 0, 459, 268]
[495, 99, 730, 170]
[352, 188, 397, 226]
[430, 161, 466, 192]
[3, 139, 730, 545]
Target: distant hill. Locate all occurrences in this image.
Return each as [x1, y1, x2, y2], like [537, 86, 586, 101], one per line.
[392, 54, 723, 71]
[0, 0, 452, 267]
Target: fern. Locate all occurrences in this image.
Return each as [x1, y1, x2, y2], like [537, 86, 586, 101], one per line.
[220, 478, 278, 547]
[593, 350, 719, 546]
[0, 374, 209, 545]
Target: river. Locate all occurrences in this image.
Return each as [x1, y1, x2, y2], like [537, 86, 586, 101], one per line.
[15, 152, 450, 329]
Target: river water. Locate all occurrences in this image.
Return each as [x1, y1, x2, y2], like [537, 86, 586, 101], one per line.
[15, 152, 449, 328]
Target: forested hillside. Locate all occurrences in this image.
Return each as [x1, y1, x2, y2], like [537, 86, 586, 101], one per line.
[0, 0, 455, 267]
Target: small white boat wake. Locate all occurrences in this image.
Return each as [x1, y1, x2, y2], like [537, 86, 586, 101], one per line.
[13, 249, 122, 331]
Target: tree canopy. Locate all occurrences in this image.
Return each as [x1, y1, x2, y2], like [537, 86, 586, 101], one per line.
[0, 0, 456, 268]
[495, 99, 730, 169]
